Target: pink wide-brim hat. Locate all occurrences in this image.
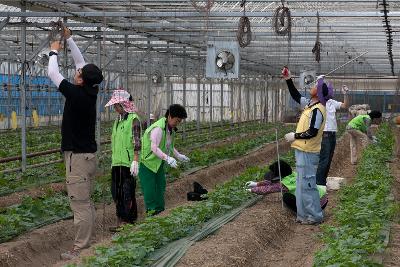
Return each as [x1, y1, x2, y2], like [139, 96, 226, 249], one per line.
[105, 89, 137, 113]
[105, 89, 131, 107]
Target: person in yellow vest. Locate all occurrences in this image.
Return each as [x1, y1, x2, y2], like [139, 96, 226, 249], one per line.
[139, 104, 189, 215]
[346, 110, 382, 165]
[105, 89, 141, 231]
[281, 67, 327, 225]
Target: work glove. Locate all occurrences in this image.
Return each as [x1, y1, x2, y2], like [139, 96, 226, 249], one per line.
[316, 75, 325, 81]
[245, 181, 258, 188]
[372, 136, 378, 144]
[176, 154, 190, 163]
[341, 85, 349, 94]
[130, 161, 139, 176]
[281, 66, 291, 80]
[166, 156, 178, 168]
[245, 188, 252, 192]
[284, 132, 296, 142]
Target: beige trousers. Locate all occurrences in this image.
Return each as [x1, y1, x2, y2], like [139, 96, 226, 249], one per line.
[64, 151, 97, 250]
[347, 129, 369, 165]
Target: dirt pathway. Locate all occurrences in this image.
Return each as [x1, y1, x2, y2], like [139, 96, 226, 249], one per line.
[177, 133, 359, 267]
[0, 140, 290, 267]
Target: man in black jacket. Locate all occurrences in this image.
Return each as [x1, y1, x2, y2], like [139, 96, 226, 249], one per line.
[48, 27, 103, 260]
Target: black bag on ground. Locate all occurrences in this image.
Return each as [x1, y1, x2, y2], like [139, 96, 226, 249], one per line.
[187, 181, 208, 201]
[264, 160, 293, 183]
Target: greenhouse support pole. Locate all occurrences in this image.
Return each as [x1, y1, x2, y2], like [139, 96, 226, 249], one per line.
[20, 0, 27, 171]
[182, 46, 187, 138]
[238, 78, 242, 123]
[246, 79, 250, 121]
[146, 40, 151, 127]
[202, 82, 205, 123]
[124, 35, 129, 89]
[166, 42, 171, 107]
[260, 80, 264, 123]
[7, 61, 11, 128]
[96, 27, 101, 152]
[230, 79, 234, 125]
[196, 50, 201, 133]
[209, 79, 213, 132]
[220, 79, 223, 125]
[253, 80, 257, 121]
[266, 80, 269, 123]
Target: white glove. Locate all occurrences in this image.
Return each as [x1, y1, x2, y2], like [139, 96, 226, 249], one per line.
[130, 161, 139, 176]
[372, 136, 378, 144]
[166, 156, 178, 168]
[245, 181, 258, 188]
[284, 132, 295, 142]
[316, 75, 325, 81]
[246, 188, 252, 192]
[341, 85, 349, 94]
[176, 154, 190, 162]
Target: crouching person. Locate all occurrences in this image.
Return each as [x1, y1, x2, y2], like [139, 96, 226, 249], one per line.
[245, 160, 328, 218]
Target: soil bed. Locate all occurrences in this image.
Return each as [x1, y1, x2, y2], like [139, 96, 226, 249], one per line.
[0, 140, 290, 267]
[177, 133, 359, 267]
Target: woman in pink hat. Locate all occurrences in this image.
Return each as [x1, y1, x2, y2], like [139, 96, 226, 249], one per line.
[105, 89, 141, 231]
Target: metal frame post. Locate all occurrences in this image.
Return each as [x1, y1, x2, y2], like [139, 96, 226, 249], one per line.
[196, 51, 201, 133]
[182, 45, 186, 137]
[124, 34, 129, 89]
[202, 81, 205, 123]
[230, 79, 234, 124]
[20, 0, 27, 171]
[253, 80, 257, 121]
[220, 79, 223, 125]
[96, 27, 101, 152]
[209, 79, 213, 132]
[238, 78, 242, 123]
[246, 79, 250, 121]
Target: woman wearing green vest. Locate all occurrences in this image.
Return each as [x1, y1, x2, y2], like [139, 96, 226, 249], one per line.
[139, 104, 189, 215]
[281, 67, 327, 225]
[105, 89, 141, 230]
[245, 160, 328, 214]
[346, 110, 382, 164]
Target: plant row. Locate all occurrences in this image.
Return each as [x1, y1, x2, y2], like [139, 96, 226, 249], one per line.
[314, 123, 397, 266]
[0, 122, 272, 197]
[0, 124, 291, 242]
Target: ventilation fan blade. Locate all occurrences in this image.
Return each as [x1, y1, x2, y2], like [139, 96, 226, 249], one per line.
[216, 58, 224, 68]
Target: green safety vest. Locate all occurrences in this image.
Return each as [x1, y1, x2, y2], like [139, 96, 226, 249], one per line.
[281, 172, 326, 198]
[140, 117, 175, 173]
[347, 114, 370, 133]
[111, 113, 140, 167]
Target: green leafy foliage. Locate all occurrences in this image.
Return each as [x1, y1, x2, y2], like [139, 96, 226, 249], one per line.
[81, 166, 267, 267]
[314, 123, 397, 266]
[0, 192, 72, 242]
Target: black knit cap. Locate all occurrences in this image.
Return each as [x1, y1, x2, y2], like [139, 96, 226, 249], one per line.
[368, 110, 382, 119]
[81, 64, 103, 87]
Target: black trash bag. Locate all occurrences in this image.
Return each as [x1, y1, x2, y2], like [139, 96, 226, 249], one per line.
[187, 181, 208, 201]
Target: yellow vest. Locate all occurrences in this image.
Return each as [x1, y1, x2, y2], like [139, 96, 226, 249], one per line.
[291, 102, 326, 153]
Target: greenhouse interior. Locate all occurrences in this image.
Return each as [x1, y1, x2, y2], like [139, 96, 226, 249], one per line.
[0, 0, 400, 266]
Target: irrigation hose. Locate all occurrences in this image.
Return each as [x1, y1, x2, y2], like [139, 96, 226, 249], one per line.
[273, 6, 292, 37]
